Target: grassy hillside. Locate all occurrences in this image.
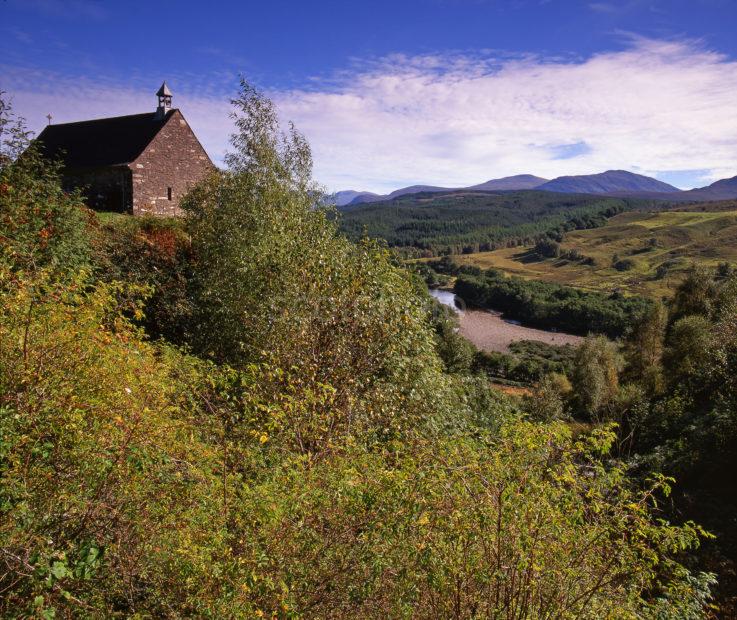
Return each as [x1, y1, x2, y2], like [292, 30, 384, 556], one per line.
[447, 208, 737, 298]
[338, 190, 659, 256]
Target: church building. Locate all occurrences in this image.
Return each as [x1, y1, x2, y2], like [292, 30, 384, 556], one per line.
[36, 83, 214, 216]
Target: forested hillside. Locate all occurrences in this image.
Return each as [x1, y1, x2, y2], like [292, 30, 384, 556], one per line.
[338, 190, 661, 256]
[0, 87, 727, 617]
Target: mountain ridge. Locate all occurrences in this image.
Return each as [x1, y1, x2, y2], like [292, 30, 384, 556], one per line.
[468, 174, 549, 192]
[343, 175, 551, 206]
[333, 170, 737, 208]
[538, 170, 680, 194]
[330, 190, 381, 207]
[681, 175, 737, 201]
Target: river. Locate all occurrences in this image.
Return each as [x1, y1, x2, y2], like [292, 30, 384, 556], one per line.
[429, 289, 583, 353]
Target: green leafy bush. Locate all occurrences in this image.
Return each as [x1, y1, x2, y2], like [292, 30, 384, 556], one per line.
[181, 81, 458, 446]
[0, 97, 90, 276]
[90, 214, 194, 342]
[613, 257, 636, 271]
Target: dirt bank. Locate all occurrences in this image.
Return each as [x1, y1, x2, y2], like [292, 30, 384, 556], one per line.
[459, 309, 584, 353]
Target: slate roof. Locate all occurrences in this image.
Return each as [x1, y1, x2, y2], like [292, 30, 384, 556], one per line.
[35, 110, 176, 169]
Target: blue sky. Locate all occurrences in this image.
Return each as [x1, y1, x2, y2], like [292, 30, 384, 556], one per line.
[3, 0, 737, 192]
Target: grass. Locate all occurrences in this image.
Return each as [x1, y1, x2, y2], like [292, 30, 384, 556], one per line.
[94, 211, 131, 225]
[92, 210, 184, 232]
[445, 209, 737, 299]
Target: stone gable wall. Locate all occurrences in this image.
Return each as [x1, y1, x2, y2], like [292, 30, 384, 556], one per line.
[129, 110, 214, 216]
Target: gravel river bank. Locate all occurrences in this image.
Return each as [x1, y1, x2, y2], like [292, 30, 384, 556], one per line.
[429, 289, 584, 353]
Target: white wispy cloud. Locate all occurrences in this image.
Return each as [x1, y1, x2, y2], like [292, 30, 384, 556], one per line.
[275, 37, 737, 191]
[4, 36, 737, 192]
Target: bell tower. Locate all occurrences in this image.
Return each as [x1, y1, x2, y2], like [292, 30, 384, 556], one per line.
[155, 82, 172, 119]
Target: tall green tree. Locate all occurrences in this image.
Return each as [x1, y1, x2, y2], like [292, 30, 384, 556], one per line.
[182, 80, 454, 449]
[664, 315, 713, 387]
[669, 265, 718, 324]
[626, 300, 667, 394]
[572, 335, 623, 422]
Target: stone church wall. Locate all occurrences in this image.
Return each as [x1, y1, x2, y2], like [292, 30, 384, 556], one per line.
[130, 110, 214, 216]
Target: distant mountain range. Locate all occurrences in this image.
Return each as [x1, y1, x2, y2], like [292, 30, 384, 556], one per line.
[681, 175, 737, 201]
[331, 170, 737, 207]
[537, 170, 679, 194]
[468, 174, 549, 192]
[331, 175, 548, 206]
[331, 190, 381, 206]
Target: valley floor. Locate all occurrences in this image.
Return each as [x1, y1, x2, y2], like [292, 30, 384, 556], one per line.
[430, 289, 583, 352]
[459, 308, 583, 353]
[447, 208, 737, 298]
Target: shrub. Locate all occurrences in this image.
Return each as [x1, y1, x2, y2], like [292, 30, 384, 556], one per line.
[0, 95, 90, 275]
[91, 214, 194, 343]
[0, 272, 232, 615]
[613, 257, 636, 271]
[533, 237, 561, 258]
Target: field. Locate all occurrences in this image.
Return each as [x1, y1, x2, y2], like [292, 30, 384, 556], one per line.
[448, 208, 737, 298]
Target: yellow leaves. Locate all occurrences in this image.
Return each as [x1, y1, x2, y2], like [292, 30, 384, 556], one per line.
[248, 429, 270, 444]
[417, 513, 430, 526]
